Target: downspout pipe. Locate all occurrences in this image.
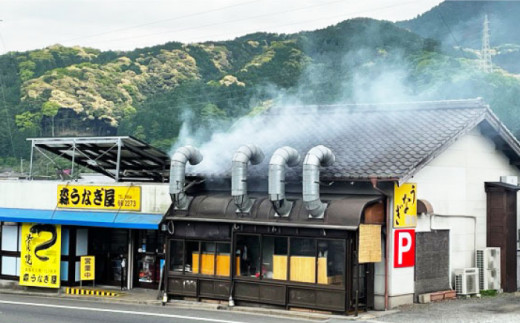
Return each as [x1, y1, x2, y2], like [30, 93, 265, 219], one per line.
[269, 146, 301, 217]
[371, 177, 390, 311]
[429, 213, 477, 288]
[302, 145, 335, 218]
[232, 144, 264, 213]
[169, 145, 203, 210]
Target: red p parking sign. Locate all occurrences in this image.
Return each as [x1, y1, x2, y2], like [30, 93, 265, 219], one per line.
[394, 229, 415, 268]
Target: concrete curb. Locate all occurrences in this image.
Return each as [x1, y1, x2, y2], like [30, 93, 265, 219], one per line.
[166, 301, 393, 321]
[0, 288, 163, 306]
[0, 287, 395, 321]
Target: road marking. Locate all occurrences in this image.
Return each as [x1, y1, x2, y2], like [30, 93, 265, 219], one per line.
[0, 300, 244, 323]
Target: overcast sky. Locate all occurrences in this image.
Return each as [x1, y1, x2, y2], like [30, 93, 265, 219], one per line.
[0, 0, 444, 53]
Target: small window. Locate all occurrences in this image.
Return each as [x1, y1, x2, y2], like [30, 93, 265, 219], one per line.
[185, 241, 200, 274]
[216, 243, 232, 277]
[262, 236, 288, 280]
[317, 240, 345, 286]
[169, 240, 183, 272]
[176, 241, 231, 276]
[199, 242, 216, 275]
[236, 235, 260, 278]
[1, 224, 19, 252]
[290, 238, 316, 283]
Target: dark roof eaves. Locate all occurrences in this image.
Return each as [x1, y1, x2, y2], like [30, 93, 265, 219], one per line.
[481, 106, 520, 158]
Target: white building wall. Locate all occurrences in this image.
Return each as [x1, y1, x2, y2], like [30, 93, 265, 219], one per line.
[384, 127, 520, 308]
[0, 180, 171, 214]
[412, 127, 520, 283]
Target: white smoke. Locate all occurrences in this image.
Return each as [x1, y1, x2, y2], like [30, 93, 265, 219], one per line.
[171, 44, 486, 176]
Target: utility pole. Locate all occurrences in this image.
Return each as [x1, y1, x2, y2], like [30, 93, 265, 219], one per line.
[480, 14, 492, 73]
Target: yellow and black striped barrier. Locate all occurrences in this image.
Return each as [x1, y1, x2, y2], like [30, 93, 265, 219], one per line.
[65, 287, 120, 297]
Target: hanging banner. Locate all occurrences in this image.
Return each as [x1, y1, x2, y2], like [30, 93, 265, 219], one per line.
[57, 185, 141, 211]
[358, 224, 382, 263]
[80, 256, 95, 281]
[393, 182, 417, 228]
[20, 223, 61, 288]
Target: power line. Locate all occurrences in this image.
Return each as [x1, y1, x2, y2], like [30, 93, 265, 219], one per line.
[436, 10, 469, 60]
[68, 0, 349, 46]
[77, 0, 416, 47]
[61, 0, 263, 45]
[182, 0, 417, 44]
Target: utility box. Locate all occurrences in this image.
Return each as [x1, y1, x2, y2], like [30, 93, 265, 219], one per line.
[476, 247, 501, 290]
[454, 268, 479, 295]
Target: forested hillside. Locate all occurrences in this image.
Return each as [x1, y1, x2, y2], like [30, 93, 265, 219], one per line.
[397, 0, 520, 73]
[1, 14, 520, 170]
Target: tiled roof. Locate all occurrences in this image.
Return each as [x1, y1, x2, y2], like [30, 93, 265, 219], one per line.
[186, 99, 519, 182]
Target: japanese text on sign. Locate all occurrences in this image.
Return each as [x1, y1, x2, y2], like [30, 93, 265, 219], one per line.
[80, 256, 95, 281]
[393, 182, 417, 228]
[57, 185, 141, 211]
[19, 223, 61, 288]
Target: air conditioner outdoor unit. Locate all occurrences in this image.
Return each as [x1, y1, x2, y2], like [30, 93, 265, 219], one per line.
[454, 268, 479, 295]
[476, 247, 501, 291]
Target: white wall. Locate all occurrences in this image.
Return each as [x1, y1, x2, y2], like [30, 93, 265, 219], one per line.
[0, 180, 171, 214]
[385, 126, 520, 304]
[412, 127, 520, 283]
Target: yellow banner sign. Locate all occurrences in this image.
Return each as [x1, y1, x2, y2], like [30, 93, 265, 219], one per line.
[20, 223, 61, 288]
[394, 182, 417, 228]
[80, 256, 95, 281]
[57, 185, 141, 211]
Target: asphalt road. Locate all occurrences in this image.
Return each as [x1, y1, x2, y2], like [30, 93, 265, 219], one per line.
[0, 293, 315, 323]
[378, 293, 520, 323]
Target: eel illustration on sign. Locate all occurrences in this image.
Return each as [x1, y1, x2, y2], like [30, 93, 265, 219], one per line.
[30, 224, 57, 261]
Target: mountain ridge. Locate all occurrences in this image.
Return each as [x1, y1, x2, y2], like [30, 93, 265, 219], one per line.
[0, 15, 519, 172]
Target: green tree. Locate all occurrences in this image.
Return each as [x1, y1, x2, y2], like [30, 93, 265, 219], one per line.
[15, 111, 41, 132]
[41, 101, 60, 136]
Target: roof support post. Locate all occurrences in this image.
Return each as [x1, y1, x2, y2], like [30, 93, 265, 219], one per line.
[116, 137, 122, 182]
[29, 140, 34, 180]
[71, 139, 76, 180]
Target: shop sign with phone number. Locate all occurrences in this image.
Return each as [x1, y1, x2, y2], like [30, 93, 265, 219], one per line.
[57, 185, 141, 211]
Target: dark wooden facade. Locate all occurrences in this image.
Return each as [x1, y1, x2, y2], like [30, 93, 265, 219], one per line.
[485, 182, 520, 292]
[165, 222, 373, 313]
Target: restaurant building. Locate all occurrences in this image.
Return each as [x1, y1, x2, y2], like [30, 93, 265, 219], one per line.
[162, 99, 520, 312]
[1, 99, 520, 314]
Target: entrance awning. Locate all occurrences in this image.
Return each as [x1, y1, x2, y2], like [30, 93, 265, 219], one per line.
[165, 195, 384, 230]
[0, 208, 163, 230]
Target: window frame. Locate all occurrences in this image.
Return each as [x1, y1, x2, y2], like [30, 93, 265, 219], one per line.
[231, 232, 346, 288]
[261, 235, 289, 281]
[0, 222, 21, 280]
[168, 239, 233, 278]
[288, 236, 318, 284]
[234, 233, 262, 280]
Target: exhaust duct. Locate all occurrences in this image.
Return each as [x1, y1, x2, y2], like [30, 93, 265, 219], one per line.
[269, 146, 301, 217]
[303, 145, 335, 218]
[232, 144, 264, 213]
[169, 145, 203, 210]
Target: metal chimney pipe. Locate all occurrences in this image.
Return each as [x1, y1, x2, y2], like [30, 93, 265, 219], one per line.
[269, 146, 301, 217]
[303, 145, 335, 218]
[232, 144, 264, 213]
[169, 145, 203, 210]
